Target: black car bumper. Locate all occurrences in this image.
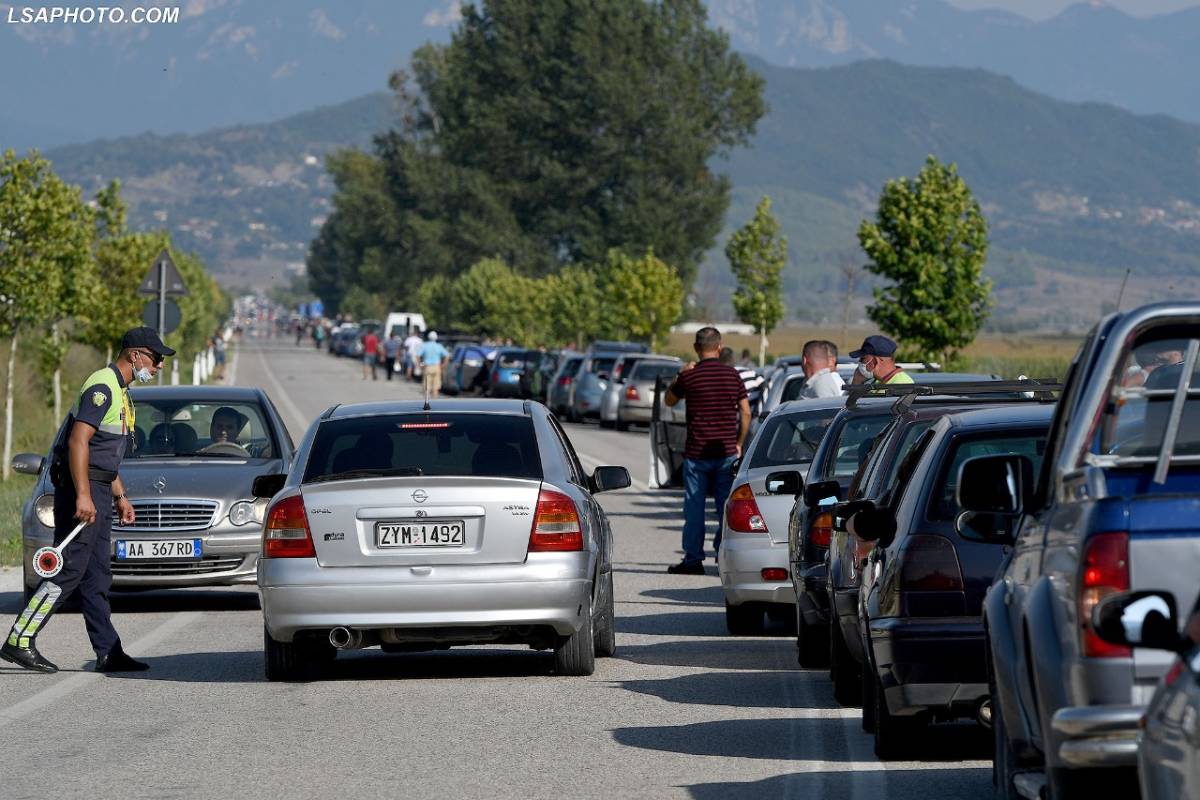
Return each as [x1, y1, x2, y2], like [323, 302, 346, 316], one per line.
[868, 616, 988, 717]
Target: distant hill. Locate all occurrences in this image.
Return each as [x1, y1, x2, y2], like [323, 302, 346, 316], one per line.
[43, 58, 1200, 329]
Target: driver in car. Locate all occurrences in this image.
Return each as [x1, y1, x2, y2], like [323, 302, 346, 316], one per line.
[209, 407, 246, 446]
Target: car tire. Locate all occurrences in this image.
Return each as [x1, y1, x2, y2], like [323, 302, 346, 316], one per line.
[599, 418, 614, 429]
[830, 623, 862, 706]
[593, 573, 617, 658]
[615, 419, 630, 432]
[795, 607, 828, 668]
[554, 597, 596, 676]
[725, 601, 764, 636]
[264, 625, 307, 682]
[873, 673, 925, 760]
[991, 691, 1021, 800]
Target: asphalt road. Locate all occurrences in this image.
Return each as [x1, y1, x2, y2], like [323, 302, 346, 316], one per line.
[0, 337, 991, 799]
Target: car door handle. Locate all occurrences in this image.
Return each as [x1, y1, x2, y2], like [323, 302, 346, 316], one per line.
[410, 566, 432, 576]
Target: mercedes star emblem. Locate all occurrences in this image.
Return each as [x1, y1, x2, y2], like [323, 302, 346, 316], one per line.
[412, 489, 428, 504]
[153, 476, 167, 494]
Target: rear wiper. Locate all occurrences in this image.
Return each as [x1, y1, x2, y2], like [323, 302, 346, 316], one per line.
[309, 466, 424, 483]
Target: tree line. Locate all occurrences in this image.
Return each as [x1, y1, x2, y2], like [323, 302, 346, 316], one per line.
[0, 149, 229, 479]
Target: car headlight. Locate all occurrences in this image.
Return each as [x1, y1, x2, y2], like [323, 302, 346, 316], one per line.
[34, 494, 55, 528]
[229, 500, 260, 526]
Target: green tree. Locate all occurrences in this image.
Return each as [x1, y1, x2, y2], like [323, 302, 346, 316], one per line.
[0, 151, 92, 478]
[727, 196, 787, 366]
[414, 274, 458, 331]
[545, 266, 604, 348]
[450, 258, 546, 344]
[602, 250, 684, 351]
[858, 155, 992, 365]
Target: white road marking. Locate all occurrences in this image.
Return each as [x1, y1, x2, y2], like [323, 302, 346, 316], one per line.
[255, 346, 311, 433]
[0, 611, 200, 729]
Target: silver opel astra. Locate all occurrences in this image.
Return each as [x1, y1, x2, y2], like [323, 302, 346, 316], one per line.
[256, 399, 630, 680]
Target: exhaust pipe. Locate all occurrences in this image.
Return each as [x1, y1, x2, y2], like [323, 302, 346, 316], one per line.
[329, 627, 364, 650]
[977, 699, 993, 729]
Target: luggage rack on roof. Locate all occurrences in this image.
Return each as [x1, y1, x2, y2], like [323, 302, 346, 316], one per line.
[844, 379, 1063, 412]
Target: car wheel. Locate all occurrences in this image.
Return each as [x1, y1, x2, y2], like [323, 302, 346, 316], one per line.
[615, 420, 630, 432]
[795, 607, 828, 668]
[593, 572, 617, 658]
[599, 418, 614, 429]
[873, 673, 926, 760]
[264, 625, 307, 682]
[830, 623, 862, 706]
[725, 601, 764, 636]
[991, 691, 1021, 800]
[554, 597, 596, 676]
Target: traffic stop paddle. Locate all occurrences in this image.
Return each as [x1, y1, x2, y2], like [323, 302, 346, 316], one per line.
[32, 521, 87, 579]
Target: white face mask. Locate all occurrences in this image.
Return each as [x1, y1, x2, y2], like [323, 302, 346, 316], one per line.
[133, 353, 154, 383]
[856, 361, 872, 378]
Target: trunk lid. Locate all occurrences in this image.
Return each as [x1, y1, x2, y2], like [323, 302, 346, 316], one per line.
[301, 476, 541, 567]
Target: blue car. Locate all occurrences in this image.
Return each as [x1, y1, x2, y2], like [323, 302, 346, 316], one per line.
[486, 348, 536, 398]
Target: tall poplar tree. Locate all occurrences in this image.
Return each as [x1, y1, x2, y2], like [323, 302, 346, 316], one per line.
[727, 196, 787, 366]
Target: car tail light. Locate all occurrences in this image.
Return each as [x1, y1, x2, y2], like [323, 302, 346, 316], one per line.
[625, 385, 640, 401]
[726, 484, 767, 533]
[899, 535, 964, 592]
[809, 511, 832, 548]
[761, 567, 788, 582]
[263, 495, 315, 558]
[558, 376, 573, 386]
[1079, 532, 1130, 658]
[1163, 658, 1185, 688]
[529, 487, 583, 552]
[491, 372, 499, 382]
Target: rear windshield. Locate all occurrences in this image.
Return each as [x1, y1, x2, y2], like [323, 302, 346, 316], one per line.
[562, 358, 583, 377]
[829, 413, 892, 479]
[129, 399, 277, 459]
[303, 413, 542, 482]
[632, 362, 680, 382]
[497, 352, 527, 369]
[750, 407, 840, 469]
[929, 429, 1048, 520]
[590, 357, 616, 375]
[1104, 333, 1200, 460]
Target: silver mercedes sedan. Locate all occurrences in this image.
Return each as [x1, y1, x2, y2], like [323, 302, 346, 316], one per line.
[14, 386, 294, 600]
[255, 399, 629, 681]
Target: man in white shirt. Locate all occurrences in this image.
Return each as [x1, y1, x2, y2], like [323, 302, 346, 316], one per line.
[799, 339, 845, 399]
[403, 329, 424, 379]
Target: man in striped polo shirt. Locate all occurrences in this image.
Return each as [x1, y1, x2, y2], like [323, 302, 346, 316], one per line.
[664, 327, 751, 574]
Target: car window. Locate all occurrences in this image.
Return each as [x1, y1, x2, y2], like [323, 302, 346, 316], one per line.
[830, 413, 892, 480]
[929, 429, 1049, 520]
[547, 415, 585, 485]
[590, 357, 616, 375]
[130, 399, 276, 459]
[631, 362, 680, 382]
[877, 419, 937, 496]
[304, 413, 542, 482]
[781, 375, 807, 403]
[749, 408, 839, 469]
[1101, 333, 1200, 459]
[562, 358, 583, 377]
[498, 352, 527, 369]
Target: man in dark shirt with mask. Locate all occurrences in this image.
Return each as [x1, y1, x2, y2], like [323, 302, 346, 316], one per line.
[2, 327, 173, 674]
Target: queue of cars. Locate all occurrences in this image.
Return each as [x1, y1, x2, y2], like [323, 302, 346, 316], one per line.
[699, 302, 1200, 799]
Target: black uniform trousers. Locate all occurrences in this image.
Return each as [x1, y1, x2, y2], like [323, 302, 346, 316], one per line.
[16, 480, 121, 657]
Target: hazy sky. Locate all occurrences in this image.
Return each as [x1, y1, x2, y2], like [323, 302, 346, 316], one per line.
[947, 0, 1200, 18]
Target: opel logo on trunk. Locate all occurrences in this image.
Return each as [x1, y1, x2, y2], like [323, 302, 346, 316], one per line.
[153, 476, 167, 494]
[412, 489, 428, 503]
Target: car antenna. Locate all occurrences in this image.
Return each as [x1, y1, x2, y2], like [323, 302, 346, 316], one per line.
[423, 397, 431, 412]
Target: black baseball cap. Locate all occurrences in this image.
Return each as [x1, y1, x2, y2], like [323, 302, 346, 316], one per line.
[849, 335, 898, 359]
[121, 326, 176, 357]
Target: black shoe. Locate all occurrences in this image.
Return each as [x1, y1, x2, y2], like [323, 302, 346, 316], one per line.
[94, 648, 149, 673]
[0, 641, 59, 674]
[666, 560, 706, 575]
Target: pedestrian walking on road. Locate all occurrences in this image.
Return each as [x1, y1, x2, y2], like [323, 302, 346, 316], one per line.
[799, 339, 845, 399]
[664, 328, 751, 574]
[404, 329, 424, 380]
[383, 331, 402, 381]
[420, 330, 449, 400]
[362, 329, 380, 381]
[849, 335, 913, 386]
[1, 327, 173, 674]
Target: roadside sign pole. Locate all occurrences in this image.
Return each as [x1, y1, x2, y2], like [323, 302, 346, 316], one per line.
[157, 256, 167, 384]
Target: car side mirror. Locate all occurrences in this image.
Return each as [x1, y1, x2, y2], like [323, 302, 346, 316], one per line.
[1092, 590, 1183, 652]
[252, 473, 288, 499]
[957, 454, 1034, 515]
[955, 510, 1017, 546]
[765, 470, 802, 495]
[848, 506, 896, 547]
[590, 465, 631, 493]
[833, 499, 874, 532]
[11, 453, 45, 476]
[804, 479, 840, 506]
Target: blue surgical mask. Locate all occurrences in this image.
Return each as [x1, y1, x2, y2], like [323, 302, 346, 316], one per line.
[133, 352, 154, 383]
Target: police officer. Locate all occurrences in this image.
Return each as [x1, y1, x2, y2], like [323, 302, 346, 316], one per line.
[849, 335, 914, 386]
[0, 327, 174, 674]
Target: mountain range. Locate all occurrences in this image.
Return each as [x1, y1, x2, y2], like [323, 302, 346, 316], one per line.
[40, 55, 1200, 330]
[5, 0, 1200, 154]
